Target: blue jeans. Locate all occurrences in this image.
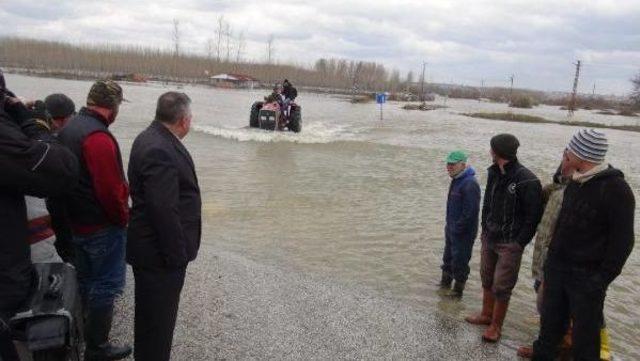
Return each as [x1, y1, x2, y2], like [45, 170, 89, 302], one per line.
[73, 226, 126, 308]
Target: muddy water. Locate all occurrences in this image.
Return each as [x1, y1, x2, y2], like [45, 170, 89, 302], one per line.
[8, 74, 639, 359]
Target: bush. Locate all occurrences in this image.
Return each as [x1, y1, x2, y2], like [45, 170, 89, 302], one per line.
[618, 107, 638, 117]
[509, 95, 534, 108]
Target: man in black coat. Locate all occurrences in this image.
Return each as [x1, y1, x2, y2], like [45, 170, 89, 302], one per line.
[283, 79, 298, 101]
[0, 73, 78, 360]
[127, 92, 201, 361]
[466, 133, 543, 343]
[532, 129, 635, 361]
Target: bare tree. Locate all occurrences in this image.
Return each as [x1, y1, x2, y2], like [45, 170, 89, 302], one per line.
[348, 61, 364, 91]
[235, 31, 246, 63]
[266, 34, 275, 64]
[172, 18, 180, 57]
[205, 37, 214, 60]
[405, 70, 414, 91]
[389, 69, 401, 92]
[215, 15, 225, 61]
[224, 23, 232, 62]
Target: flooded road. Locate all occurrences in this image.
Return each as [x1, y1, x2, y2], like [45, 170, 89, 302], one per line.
[8, 74, 639, 359]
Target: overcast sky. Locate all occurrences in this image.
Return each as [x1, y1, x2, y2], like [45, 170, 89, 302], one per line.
[1, 0, 639, 94]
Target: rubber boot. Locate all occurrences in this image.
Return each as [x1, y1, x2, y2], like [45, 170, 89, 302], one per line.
[557, 325, 573, 360]
[516, 345, 533, 358]
[439, 272, 453, 289]
[482, 299, 509, 343]
[600, 327, 611, 361]
[465, 288, 494, 325]
[446, 281, 465, 298]
[84, 305, 132, 361]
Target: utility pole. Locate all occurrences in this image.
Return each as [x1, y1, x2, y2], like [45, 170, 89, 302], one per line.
[509, 74, 514, 104]
[592, 82, 596, 96]
[568, 60, 581, 116]
[420, 61, 427, 103]
[481, 78, 485, 98]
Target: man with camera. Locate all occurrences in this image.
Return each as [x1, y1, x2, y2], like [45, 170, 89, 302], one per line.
[0, 69, 79, 360]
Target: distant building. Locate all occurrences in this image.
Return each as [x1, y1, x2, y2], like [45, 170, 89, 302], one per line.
[110, 73, 148, 82]
[210, 73, 260, 89]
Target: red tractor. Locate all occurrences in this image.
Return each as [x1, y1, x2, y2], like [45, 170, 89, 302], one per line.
[249, 100, 302, 133]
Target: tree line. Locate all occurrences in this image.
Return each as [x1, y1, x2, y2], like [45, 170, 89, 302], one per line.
[2, 36, 638, 111]
[0, 37, 396, 92]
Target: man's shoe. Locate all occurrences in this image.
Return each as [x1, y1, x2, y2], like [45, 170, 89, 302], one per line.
[85, 344, 133, 361]
[517, 345, 533, 358]
[84, 305, 132, 361]
[446, 281, 465, 298]
[600, 327, 612, 361]
[465, 288, 494, 325]
[482, 299, 509, 343]
[439, 272, 453, 289]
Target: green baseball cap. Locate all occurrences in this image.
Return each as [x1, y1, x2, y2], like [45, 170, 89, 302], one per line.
[446, 150, 468, 163]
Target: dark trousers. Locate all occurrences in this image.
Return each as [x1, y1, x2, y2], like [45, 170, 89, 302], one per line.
[480, 238, 524, 301]
[441, 233, 474, 282]
[532, 265, 606, 361]
[133, 266, 186, 361]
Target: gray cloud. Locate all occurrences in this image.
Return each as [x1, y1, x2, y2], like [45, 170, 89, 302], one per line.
[1, 0, 638, 94]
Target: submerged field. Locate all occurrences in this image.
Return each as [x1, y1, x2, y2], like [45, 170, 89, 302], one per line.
[8, 73, 640, 360]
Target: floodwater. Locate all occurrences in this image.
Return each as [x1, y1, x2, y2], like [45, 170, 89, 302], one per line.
[8, 74, 640, 359]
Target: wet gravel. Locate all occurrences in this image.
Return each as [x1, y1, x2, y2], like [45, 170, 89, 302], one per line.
[111, 244, 516, 360]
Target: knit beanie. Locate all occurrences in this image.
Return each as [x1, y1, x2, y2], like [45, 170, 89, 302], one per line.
[567, 129, 608, 164]
[490, 133, 520, 160]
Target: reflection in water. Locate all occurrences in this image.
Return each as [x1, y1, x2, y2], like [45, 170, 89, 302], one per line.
[7, 73, 639, 360]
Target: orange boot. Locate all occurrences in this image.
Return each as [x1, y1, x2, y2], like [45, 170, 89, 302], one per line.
[482, 299, 509, 342]
[517, 345, 533, 358]
[465, 288, 494, 325]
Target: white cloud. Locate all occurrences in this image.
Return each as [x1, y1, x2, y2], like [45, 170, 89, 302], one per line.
[0, 0, 638, 94]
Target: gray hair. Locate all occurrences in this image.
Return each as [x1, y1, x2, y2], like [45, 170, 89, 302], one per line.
[155, 92, 191, 124]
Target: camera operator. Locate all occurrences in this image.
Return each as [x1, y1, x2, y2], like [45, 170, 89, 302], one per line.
[0, 69, 79, 361]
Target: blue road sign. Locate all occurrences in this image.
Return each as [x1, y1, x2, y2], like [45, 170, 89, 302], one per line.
[376, 93, 387, 104]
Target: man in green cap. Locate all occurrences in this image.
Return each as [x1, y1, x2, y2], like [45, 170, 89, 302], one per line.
[440, 150, 481, 297]
[57, 80, 131, 360]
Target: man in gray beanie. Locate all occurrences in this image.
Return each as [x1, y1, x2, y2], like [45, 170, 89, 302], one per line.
[466, 133, 543, 343]
[532, 129, 635, 361]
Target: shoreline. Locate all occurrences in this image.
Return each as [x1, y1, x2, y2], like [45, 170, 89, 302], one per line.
[110, 243, 515, 360]
[464, 112, 640, 133]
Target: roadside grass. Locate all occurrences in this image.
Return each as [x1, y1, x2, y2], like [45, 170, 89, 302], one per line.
[463, 112, 640, 133]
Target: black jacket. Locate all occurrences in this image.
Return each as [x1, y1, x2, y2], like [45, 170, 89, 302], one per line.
[547, 166, 635, 286]
[283, 84, 297, 100]
[0, 108, 78, 303]
[481, 159, 543, 248]
[126, 121, 202, 269]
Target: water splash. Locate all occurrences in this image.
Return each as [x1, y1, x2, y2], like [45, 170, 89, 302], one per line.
[193, 122, 354, 144]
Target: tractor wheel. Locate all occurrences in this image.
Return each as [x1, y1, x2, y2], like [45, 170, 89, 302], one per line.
[250, 101, 263, 128]
[288, 106, 302, 133]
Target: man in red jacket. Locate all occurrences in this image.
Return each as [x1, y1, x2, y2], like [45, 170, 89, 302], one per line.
[57, 80, 131, 361]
